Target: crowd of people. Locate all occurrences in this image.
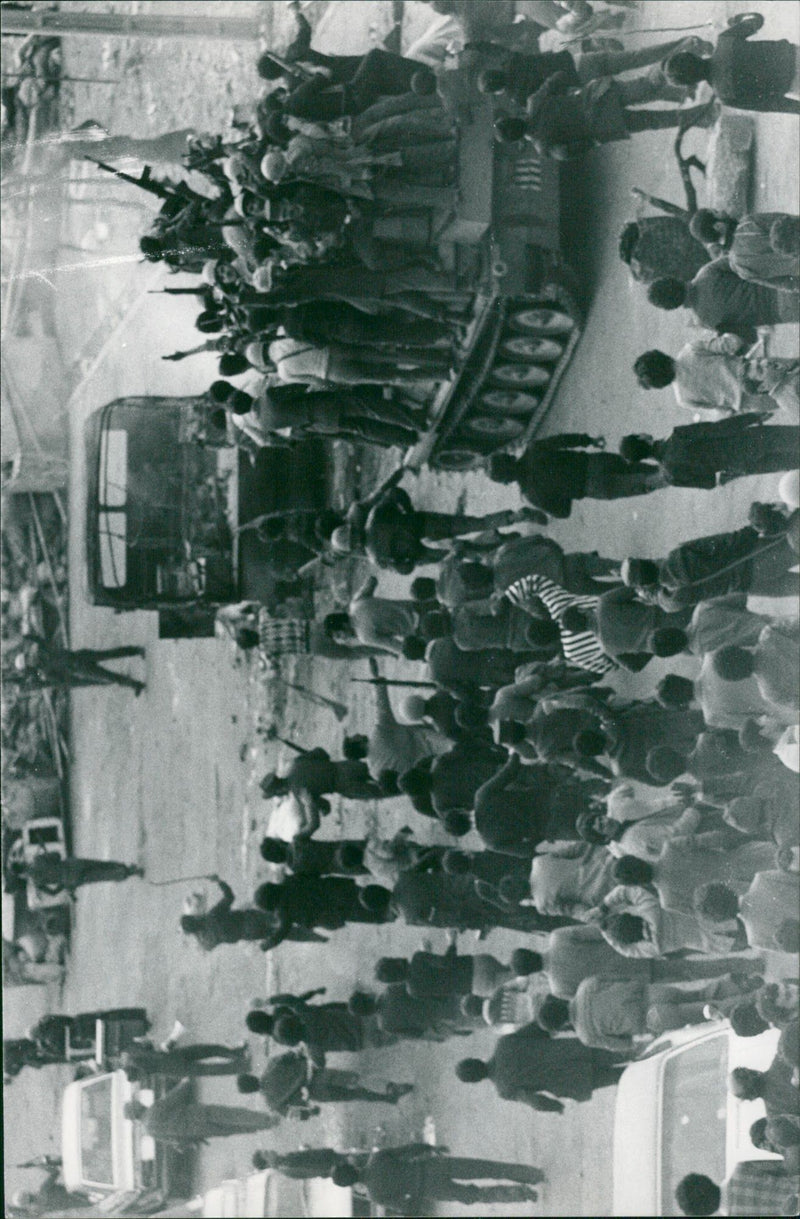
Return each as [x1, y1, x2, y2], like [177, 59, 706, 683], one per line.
[4, 3, 800, 1216]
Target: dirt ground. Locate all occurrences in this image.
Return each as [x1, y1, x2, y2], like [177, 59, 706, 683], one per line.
[3, 2, 799, 1215]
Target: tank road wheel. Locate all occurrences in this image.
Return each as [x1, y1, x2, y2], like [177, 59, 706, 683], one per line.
[467, 415, 525, 442]
[508, 307, 575, 335]
[480, 390, 541, 416]
[489, 363, 551, 390]
[499, 336, 563, 363]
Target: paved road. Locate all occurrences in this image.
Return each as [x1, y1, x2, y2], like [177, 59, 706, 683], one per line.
[3, 2, 798, 1214]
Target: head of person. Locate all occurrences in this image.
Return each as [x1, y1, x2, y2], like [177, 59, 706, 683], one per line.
[729, 1066, 765, 1101]
[455, 1057, 489, 1083]
[487, 452, 519, 484]
[508, 948, 542, 978]
[723, 795, 766, 838]
[245, 1009, 274, 1036]
[738, 718, 769, 755]
[209, 379, 235, 406]
[619, 434, 656, 464]
[139, 234, 163, 261]
[236, 1072, 261, 1095]
[235, 627, 260, 651]
[252, 1150, 276, 1171]
[398, 765, 432, 805]
[749, 500, 789, 537]
[621, 558, 659, 590]
[259, 837, 289, 865]
[260, 772, 289, 798]
[179, 914, 205, 937]
[693, 881, 739, 924]
[253, 882, 282, 911]
[196, 311, 225, 335]
[689, 208, 736, 249]
[712, 645, 755, 683]
[575, 810, 624, 845]
[559, 606, 592, 634]
[410, 576, 437, 602]
[272, 1014, 304, 1046]
[347, 991, 377, 1017]
[330, 524, 355, 556]
[494, 115, 526, 144]
[331, 1164, 360, 1188]
[123, 1098, 148, 1122]
[767, 1114, 800, 1150]
[321, 611, 352, 645]
[749, 1116, 771, 1152]
[342, 733, 368, 761]
[656, 673, 694, 709]
[613, 855, 654, 886]
[359, 884, 392, 916]
[774, 918, 800, 954]
[537, 994, 571, 1034]
[646, 745, 687, 784]
[573, 729, 608, 758]
[375, 957, 408, 984]
[647, 277, 688, 312]
[442, 849, 472, 876]
[336, 841, 365, 871]
[674, 1173, 721, 1216]
[420, 609, 452, 642]
[664, 49, 710, 87]
[498, 872, 530, 905]
[263, 110, 290, 147]
[256, 52, 287, 80]
[478, 67, 508, 94]
[497, 719, 526, 747]
[401, 634, 427, 661]
[218, 351, 250, 378]
[649, 627, 689, 658]
[729, 1001, 769, 1039]
[442, 810, 472, 838]
[399, 693, 428, 724]
[460, 993, 484, 1020]
[618, 221, 640, 266]
[633, 349, 677, 391]
[756, 980, 798, 1026]
[601, 910, 646, 946]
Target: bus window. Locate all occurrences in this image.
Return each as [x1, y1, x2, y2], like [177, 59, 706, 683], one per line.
[98, 511, 127, 588]
[98, 428, 127, 508]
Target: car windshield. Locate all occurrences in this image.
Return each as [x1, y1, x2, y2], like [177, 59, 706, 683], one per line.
[661, 1034, 729, 1214]
[80, 1076, 115, 1187]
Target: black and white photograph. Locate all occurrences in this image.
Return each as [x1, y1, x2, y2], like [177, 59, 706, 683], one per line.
[1, 1, 798, 1215]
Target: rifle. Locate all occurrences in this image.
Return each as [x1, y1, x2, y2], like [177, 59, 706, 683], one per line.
[84, 157, 174, 199]
[350, 677, 436, 688]
[258, 48, 318, 82]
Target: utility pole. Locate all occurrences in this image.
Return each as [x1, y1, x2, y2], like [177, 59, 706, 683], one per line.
[0, 9, 265, 40]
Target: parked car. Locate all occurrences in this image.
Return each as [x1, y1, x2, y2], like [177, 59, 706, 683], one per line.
[61, 1068, 171, 1201]
[613, 1020, 781, 1217]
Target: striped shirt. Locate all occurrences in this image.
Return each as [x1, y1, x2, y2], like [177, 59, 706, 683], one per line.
[504, 575, 617, 676]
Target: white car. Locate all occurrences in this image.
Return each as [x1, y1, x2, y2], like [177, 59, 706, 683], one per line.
[62, 1069, 161, 1199]
[613, 1021, 781, 1217]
